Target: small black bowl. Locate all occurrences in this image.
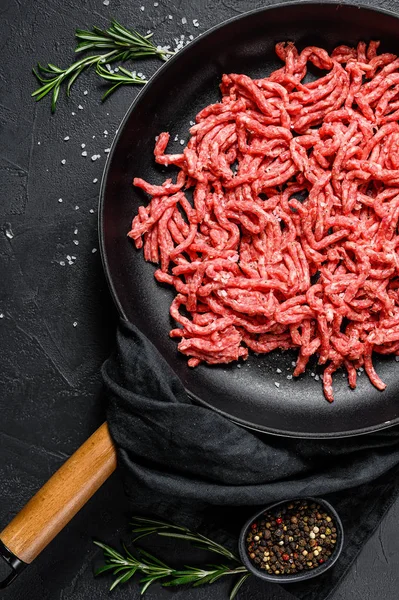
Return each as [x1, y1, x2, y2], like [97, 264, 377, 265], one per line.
[239, 497, 344, 584]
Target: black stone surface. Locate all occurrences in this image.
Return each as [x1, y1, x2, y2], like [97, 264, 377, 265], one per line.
[1, 0, 399, 599]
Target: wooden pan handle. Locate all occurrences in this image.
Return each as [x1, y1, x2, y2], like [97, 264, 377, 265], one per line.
[0, 422, 117, 565]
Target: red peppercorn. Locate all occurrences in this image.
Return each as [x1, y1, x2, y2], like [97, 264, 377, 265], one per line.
[251, 523, 257, 529]
[276, 518, 283, 524]
[319, 559, 324, 564]
[282, 553, 290, 561]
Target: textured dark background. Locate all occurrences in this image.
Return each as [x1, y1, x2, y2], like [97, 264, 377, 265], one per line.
[1, 0, 399, 599]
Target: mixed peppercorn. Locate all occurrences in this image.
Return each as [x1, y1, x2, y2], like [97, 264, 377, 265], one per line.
[246, 500, 338, 576]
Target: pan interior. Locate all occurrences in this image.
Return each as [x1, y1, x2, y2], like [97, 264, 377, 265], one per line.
[100, 2, 399, 438]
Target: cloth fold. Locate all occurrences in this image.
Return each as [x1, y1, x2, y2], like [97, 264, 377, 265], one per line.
[104, 320, 399, 600]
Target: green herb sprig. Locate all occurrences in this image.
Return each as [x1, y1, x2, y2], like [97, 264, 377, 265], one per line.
[32, 20, 174, 111]
[95, 64, 146, 100]
[94, 516, 250, 599]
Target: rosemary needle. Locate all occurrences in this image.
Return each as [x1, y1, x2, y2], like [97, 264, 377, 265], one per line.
[32, 20, 174, 112]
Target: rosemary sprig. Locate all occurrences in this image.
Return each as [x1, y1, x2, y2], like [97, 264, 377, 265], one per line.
[75, 20, 173, 59]
[94, 517, 251, 599]
[94, 541, 248, 596]
[96, 64, 147, 101]
[32, 53, 115, 112]
[32, 20, 174, 112]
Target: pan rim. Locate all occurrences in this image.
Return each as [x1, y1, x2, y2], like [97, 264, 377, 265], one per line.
[99, 0, 399, 439]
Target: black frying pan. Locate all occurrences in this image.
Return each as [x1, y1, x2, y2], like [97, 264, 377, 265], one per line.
[100, 1, 399, 438]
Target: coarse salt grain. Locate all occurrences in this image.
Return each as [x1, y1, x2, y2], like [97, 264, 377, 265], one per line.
[104, 130, 108, 135]
[287, 374, 293, 380]
[73, 321, 78, 327]
[180, 139, 185, 145]
[74, 228, 78, 235]
[193, 19, 199, 27]
[0, 313, 4, 318]
[91, 154, 99, 161]
[154, 1, 158, 5]
[83, 90, 88, 95]
[92, 248, 97, 253]
[140, 5, 144, 10]
[104, 148, 110, 153]
[103, 0, 109, 5]
[89, 209, 95, 213]
[73, 240, 79, 245]
[93, 178, 98, 183]
[75, 205, 79, 210]
[72, 112, 76, 115]
[82, 151, 87, 156]
[276, 368, 282, 374]
[315, 374, 320, 381]
[64, 136, 70, 141]
[168, 14, 173, 19]
[78, 104, 83, 110]
[37, 141, 41, 145]
[61, 159, 66, 165]
[81, 143, 86, 148]
[58, 198, 63, 203]
[274, 382, 280, 388]
[59, 261, 65, 266]
[182, 17, 187, 24]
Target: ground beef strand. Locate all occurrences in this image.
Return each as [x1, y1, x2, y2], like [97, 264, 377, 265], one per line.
[129, 40, 399, 402]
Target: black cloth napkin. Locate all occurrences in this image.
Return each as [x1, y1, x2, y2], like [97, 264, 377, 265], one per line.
[104, 320, 399, 600]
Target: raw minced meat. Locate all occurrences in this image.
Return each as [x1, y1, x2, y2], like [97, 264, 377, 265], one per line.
[129, 40, 399, 402]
